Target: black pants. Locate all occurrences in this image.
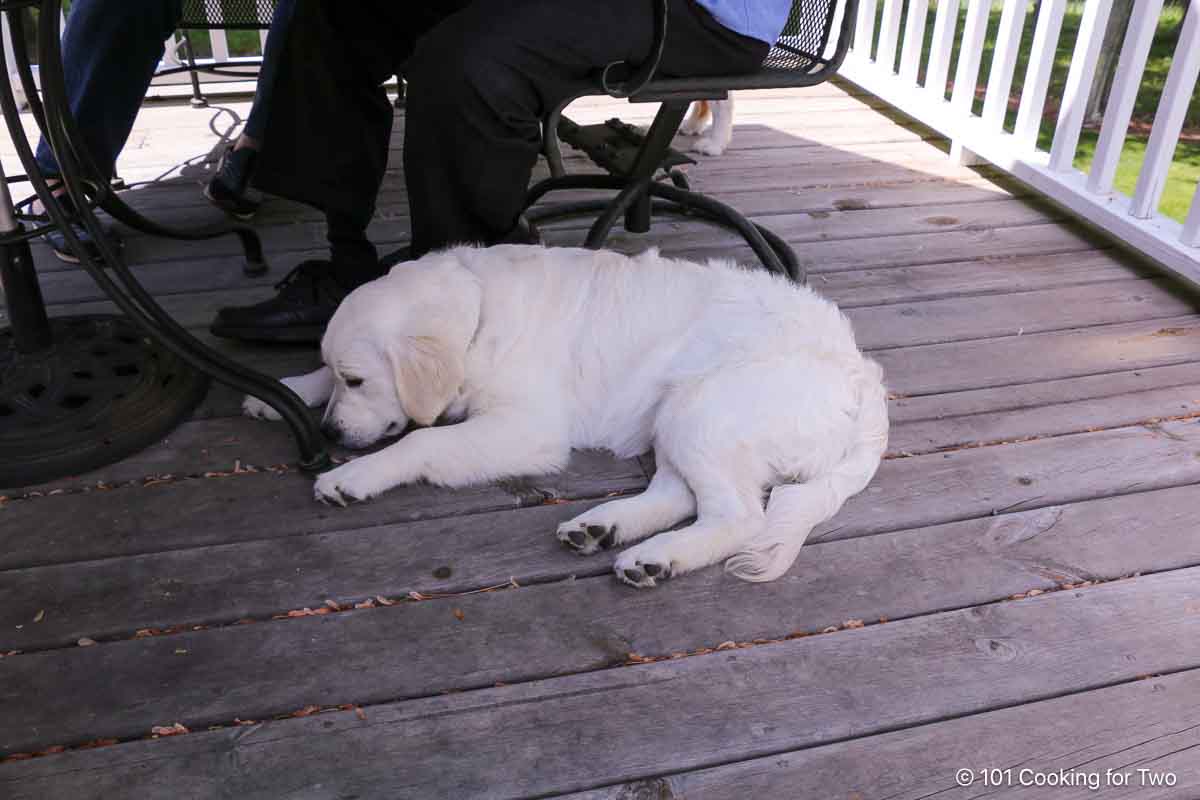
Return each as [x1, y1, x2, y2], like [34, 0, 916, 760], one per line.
[253, 0, 767, 288]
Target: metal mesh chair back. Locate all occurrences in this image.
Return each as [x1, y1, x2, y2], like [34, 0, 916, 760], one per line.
[763, 0, 840, 73]
[179, 0, 276, 30]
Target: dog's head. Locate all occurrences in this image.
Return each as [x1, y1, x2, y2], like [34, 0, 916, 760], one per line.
[319, 252, 483, 449]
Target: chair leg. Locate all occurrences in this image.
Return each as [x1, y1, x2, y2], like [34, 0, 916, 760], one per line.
[585, 176, 654, 248]
[620, 100, 689, 235]
[181, 31, 208, 108]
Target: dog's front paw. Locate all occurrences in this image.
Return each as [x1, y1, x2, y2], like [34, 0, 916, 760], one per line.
[313, 459, 386, 506]
[690, 136, 728, 157]
[613, 548, 673, 589]
[243, 394, 282, 421]
[557, 521, 617, 555]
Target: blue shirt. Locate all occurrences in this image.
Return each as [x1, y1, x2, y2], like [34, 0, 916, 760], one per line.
[695, 0, 793, 44]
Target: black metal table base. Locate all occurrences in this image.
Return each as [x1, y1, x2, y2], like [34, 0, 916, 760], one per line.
[0, 315, 210, 487]
[0, 0, 330, 489]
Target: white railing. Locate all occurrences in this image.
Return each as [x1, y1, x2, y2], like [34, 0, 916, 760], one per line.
[838, 0, 1200, 285]
[156, 27, 268, 89]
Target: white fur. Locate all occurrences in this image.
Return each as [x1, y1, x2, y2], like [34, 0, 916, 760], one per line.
[678, 96, 735, 156]
[244, 245, 888, 587]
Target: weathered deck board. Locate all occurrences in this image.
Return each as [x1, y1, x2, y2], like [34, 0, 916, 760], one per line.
[563, 669, 1200, 800]
[0, 449, 645, 570]
[891, 380, 1200, 455]
[871, 315, 1200, 396]
[4, 569, 1199, 796]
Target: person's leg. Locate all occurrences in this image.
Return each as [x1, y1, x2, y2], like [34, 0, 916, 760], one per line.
[211, 1, 465, 342]
[34, 0, 183, 182]
[402, 0, 768, 256]
[31, 0, 182, 263]
[241, 0, 297, 146]
[204, 0, 298, 218]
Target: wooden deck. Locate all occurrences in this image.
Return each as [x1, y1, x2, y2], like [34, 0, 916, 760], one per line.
[4, 83, 1200, 798]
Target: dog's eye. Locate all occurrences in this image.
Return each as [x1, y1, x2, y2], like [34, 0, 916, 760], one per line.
[345, 377, 364, 388]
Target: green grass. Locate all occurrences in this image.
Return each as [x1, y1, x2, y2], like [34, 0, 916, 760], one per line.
[178, 29, 266, 59]
[880, 1, 1199, 221]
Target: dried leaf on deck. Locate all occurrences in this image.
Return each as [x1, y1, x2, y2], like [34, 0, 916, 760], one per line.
[151, 722, 189, 737]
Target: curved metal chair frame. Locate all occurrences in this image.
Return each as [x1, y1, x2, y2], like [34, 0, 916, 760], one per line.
[525, 0, 859, 284]
[0, 0, 328, 487]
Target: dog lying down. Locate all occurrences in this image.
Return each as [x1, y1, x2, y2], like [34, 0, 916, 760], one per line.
[244, 245, 888, 588]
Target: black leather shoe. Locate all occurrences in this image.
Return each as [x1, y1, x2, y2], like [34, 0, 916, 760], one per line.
[204, 145, 260, 220]
[210, 259, 348, 343]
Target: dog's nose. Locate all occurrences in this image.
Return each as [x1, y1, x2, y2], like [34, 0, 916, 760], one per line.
[321, 421, 342, 443]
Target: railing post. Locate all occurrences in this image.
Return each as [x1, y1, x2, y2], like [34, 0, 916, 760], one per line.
[981, 0, 1030, 131]
[899, 0, 930, 85]
[949, 0, 991, 116]
[1087, 0, 1165, 195]
[851, 0, 879, 62]
[876, 0, 905, 73]
[948, 0, 992, 164]
[1184, 182, 1200, 247]
[1131, 1, 1200, 219]
[925, 0, 961, 99]
[1047, 0, 1115, 172]
[1013, 0, 1069, 150]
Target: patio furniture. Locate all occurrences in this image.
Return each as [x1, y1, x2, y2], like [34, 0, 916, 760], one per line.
[525, 0, 858, 283]
[0, 0, 327, 488]
[163, 0, 278, 107]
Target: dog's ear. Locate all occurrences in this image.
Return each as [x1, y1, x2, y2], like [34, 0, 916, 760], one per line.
[386, 335, 465, 427]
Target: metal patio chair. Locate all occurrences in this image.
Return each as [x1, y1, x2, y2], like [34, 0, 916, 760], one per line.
[163, 0, 278, 107]
[525, 0, 859, 283]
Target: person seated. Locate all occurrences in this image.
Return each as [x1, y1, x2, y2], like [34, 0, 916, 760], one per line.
[211, 0, 790, 343]
[29, 0, 183, 262]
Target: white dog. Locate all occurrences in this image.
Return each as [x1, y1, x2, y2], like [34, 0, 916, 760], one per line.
[244, 245, 888, 587]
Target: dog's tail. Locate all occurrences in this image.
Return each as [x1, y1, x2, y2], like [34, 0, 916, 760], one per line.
[725, 359, 889, 582]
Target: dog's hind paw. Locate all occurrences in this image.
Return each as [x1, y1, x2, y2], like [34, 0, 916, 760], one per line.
[243, 394, 282, 421]
[557, 521, 617, 555]
[613, 551, 672, 589]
